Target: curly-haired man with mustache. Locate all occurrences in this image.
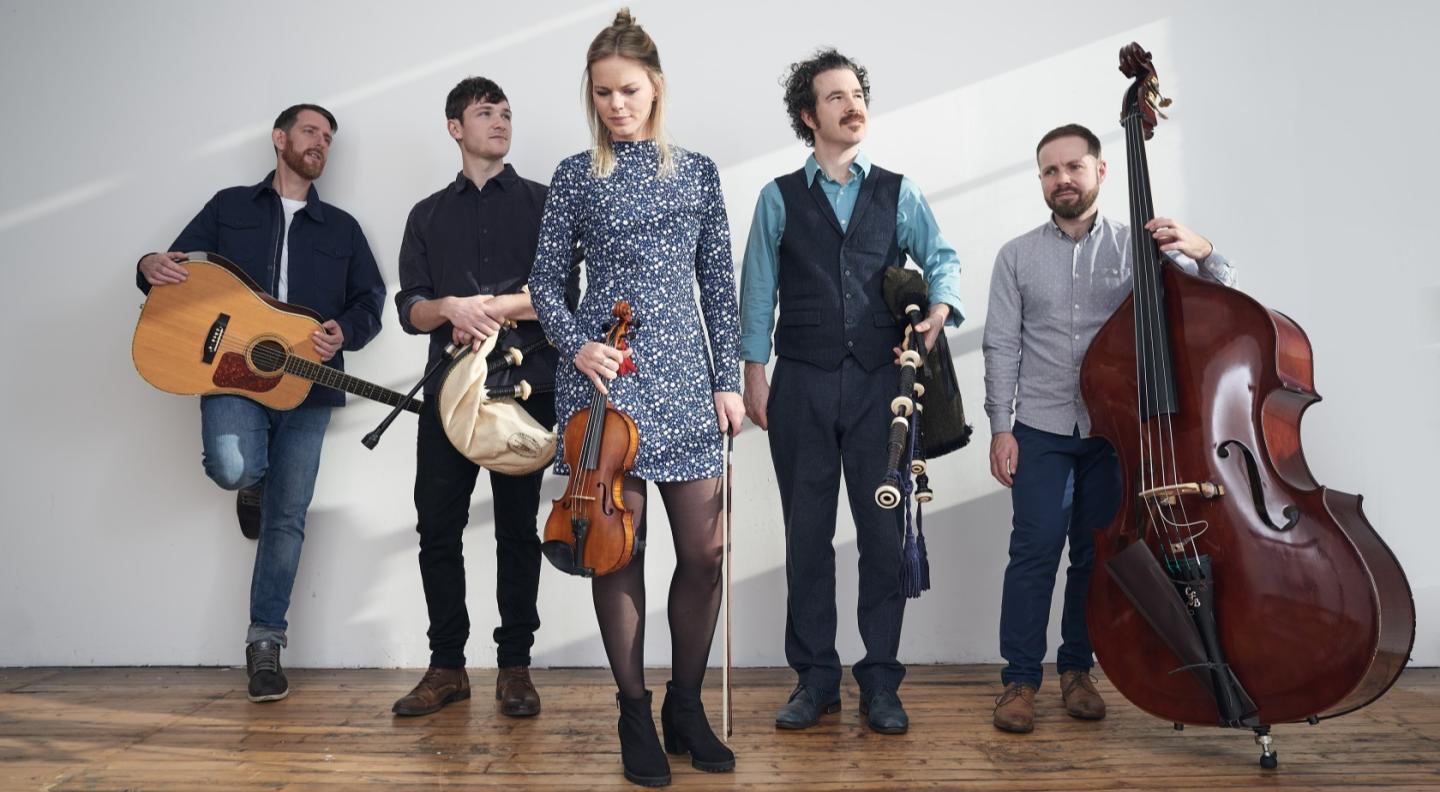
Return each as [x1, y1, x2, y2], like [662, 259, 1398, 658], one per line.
[739, 49, 964, 735]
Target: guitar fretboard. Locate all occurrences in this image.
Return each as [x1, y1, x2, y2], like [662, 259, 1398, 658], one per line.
[284, 357, 421, 413]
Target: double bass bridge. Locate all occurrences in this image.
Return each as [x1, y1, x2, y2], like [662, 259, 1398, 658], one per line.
[1138, 481, 1225, 507]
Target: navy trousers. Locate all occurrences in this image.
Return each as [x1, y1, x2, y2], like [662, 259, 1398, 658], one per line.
[999, 421, 1121, 688]
[769, 355, 906, 696]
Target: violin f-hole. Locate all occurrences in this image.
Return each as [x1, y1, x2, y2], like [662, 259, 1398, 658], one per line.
[1217, 440, 1300, 531]
[598, 481, 616, 516]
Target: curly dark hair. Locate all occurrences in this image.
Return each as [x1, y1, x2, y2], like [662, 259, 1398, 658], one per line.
[446, 76, 508, 121]
[781, 48, 870, 147]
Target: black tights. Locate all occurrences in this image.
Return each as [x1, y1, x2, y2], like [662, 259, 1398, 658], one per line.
[593, 476, 724, 698]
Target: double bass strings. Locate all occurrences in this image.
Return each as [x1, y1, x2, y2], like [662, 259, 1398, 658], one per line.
[1134, 111, 1208, 568]
[1124, 107, 1206, 573]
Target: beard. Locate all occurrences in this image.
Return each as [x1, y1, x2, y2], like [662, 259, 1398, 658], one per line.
[281, 140, 326, 180]
[1046, 184, 1098, 219]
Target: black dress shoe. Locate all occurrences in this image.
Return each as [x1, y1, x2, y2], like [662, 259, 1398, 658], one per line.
[237, 483, 263, 540]
[774, 684, 840, 730]
[859, 689, 909, 734]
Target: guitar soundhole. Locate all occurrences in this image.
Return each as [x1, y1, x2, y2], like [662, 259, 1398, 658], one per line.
[249, 339, 288, 373]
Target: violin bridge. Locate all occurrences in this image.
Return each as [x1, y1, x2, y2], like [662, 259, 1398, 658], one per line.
[1139, 481, 1225, 506]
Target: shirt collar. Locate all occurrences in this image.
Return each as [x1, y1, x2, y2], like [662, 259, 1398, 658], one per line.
[451, 163, 520, 194]
[1047, 211, 1104, 241]
[251, 170, 325, 222]
[804, 150, 871, 186]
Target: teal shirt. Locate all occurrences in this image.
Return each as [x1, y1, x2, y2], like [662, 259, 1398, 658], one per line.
[738, 151, 965, 363]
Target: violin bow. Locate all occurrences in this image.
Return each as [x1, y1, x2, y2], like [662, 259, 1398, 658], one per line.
[722, 432, 733, 740]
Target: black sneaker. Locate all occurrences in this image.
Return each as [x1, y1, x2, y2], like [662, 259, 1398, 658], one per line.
[245, 640, 288, 702]
[237, 483, 263, 540]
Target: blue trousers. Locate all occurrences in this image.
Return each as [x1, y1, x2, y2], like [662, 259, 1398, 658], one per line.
[200, 394, 331, 647]
[999, 421, 1120, 688]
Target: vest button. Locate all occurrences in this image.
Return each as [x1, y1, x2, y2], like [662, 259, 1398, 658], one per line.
[846, 340, 854, 348]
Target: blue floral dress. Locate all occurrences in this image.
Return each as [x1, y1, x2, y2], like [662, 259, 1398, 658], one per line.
[529, 140, 741, 481]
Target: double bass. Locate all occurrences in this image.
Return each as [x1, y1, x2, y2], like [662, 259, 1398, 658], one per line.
[1079, 44, 1414, 768]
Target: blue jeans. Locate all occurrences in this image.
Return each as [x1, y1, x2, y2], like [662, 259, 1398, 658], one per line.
[999, 422, 1121, 689]
[200, 394, 331, 647]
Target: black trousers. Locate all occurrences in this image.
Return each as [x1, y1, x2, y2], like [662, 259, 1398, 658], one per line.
[414, 392, 554, 669]
[768, 355, 906, 696]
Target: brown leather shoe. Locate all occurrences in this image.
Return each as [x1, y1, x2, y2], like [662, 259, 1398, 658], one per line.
[993, 682, 1037, 733]
[1060, 670, 1107, 720]
[496, 666, 541, 717]
[392, 667, 470, 717]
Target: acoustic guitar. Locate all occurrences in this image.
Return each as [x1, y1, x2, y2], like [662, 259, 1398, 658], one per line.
[132, 252, 419, 413]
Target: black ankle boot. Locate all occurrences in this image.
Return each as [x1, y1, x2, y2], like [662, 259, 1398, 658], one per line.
[616, 691, 671, 787]
[660, 681, 735, 772]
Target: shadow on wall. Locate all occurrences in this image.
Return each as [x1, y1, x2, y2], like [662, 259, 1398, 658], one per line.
[524, 487, 1021, 671]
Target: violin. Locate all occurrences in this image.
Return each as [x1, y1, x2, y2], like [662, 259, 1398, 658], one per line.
[542, 300, 642, 577]
[1078, 44, 1414, 768]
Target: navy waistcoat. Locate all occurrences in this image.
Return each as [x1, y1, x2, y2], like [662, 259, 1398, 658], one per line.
[774, 164, 904, 371]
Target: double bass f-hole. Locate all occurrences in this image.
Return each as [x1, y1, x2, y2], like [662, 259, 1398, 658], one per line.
[1217, 440, 1300, 531]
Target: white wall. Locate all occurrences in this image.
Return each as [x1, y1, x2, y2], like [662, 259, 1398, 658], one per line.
[1, 0, 1435, 670]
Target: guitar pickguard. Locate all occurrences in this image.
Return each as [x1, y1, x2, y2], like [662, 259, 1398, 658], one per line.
[213, 352, 282, 393]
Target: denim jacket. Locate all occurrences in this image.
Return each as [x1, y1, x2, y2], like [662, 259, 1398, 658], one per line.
[137, 171, 386, 408]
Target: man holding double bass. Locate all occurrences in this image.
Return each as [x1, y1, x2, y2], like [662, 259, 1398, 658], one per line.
[391, 76, 578, 718]
[982, 123, 1235, 734]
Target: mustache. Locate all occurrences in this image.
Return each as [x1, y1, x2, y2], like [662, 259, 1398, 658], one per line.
[840, 111, 866, 125]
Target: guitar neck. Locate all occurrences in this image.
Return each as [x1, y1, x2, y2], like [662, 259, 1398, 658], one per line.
[283, 357, 421, 413]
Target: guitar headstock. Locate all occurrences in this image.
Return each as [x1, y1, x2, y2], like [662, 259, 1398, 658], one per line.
[1119, 42, 1172, 139]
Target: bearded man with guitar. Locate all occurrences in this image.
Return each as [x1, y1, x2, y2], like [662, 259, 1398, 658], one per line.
[133, 103, 385, 704]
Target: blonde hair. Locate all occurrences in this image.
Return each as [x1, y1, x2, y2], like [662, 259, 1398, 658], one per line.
[584, 8, 675, 179]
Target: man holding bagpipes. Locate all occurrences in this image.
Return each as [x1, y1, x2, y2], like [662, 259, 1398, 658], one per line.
[390, 77, 578, 719]
[738, 49, 965, 735]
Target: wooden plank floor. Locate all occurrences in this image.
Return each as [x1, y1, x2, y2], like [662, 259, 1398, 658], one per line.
[2, 665, 1438, 790]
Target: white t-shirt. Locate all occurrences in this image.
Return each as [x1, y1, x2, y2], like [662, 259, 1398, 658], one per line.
[277, 196, 307, 302]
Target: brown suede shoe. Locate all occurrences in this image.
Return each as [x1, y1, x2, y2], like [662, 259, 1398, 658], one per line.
[993, 682, 1037, 733]
[392, 667, 470, 717]
[496, 666, 541, 717]
[1060, 670, 1107, 720]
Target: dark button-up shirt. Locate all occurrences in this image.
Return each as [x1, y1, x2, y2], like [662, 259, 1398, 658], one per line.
[983, 215, 1236, 437]
[395, 166, 579, 396]
[136, 171, 386, 409]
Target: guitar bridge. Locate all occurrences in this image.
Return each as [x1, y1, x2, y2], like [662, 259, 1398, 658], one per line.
[204, 313, 230, 364]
